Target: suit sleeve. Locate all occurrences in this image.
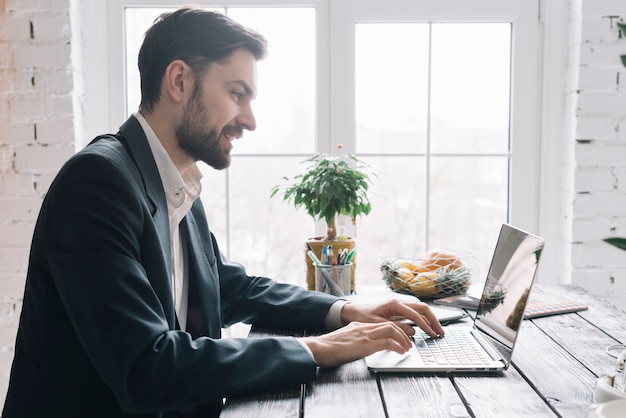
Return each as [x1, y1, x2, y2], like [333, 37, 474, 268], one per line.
[217, 256, 342, 331]
[187, 199, 342, 331]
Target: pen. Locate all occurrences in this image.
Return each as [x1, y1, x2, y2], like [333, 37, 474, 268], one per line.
[307, 250, 322, 266]
[337, 248, 348, 265]
[345, 247, 356, 264]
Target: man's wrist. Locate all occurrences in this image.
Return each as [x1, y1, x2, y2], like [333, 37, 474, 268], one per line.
[324, 300, 348, 330]
[339, 301, 360, 325]
[296, 338, 316, 363]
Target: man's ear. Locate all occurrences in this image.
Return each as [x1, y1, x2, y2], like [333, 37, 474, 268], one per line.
[163, 60, 190, 104]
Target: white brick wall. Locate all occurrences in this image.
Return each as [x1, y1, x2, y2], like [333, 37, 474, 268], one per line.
[0, 0, 626, 409]
[572, 0, 626, 311]
[0, 0, 75, 405]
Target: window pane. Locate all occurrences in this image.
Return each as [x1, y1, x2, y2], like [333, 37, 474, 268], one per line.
[353, 22, 512, 286]
[226, 156, 315, 286]
[356, 156, 427, 283]
[429, 156, 508, 276]
[227, 8, 316, 155]
[430, 23, 511, 153]
[355, 23, 429, 154]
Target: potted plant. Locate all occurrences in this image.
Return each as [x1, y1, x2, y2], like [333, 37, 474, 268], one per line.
[271, 144, 374, 291]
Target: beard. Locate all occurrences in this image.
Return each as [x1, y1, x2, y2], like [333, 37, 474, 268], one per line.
[176, 83, 241, 170]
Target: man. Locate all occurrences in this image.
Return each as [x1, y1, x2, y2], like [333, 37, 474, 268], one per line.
[2, 7, 443, 417]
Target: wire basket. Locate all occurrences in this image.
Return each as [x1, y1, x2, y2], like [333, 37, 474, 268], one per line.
[379, 248, 477, 299]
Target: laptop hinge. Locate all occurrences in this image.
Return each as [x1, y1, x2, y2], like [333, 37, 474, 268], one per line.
[471, 329, 507, 366]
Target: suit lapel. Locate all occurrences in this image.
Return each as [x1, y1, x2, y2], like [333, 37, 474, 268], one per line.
[118, 116, 176, 327]
[181, 208, 222, 339]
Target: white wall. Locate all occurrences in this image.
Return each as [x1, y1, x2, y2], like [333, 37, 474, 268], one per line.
[571, 0, 626, 310]
[0, 0, 625, 408]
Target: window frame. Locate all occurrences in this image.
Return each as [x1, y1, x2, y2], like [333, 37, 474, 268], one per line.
[330, 0, 541, 232]
[81, 0, 568, 286]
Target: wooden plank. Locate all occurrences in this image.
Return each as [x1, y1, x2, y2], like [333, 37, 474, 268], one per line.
[221, 386, 302, 418]
[304, 359, 386, 417]
[555, 285, 626, 343]
[378, 374, 467, 417]
[454, 367, 557, 417]
[529, 285, 625, 381]
[246, 326, 305, 339]
[529, 313, 619, 377]
[512, 318, 599, 417]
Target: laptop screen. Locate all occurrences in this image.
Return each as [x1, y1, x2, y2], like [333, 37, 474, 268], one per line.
[474, 224, 544, 365]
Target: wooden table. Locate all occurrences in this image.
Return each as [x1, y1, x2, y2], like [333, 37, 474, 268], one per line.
[221, 286, 625, 417]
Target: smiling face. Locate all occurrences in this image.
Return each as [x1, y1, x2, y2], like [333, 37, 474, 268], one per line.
[176, 48, 258, 170]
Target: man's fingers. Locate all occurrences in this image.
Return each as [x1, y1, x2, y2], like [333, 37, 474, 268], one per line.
[388, 301, 444, 338]
[366, 321, 413, 351]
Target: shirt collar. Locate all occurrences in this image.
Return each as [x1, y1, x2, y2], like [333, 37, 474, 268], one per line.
[134, 112, 203, 211]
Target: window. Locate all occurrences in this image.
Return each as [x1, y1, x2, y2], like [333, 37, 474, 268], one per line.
[329, 0, 540, 281]
[354, 22, 512, 278]
[107, 0, 541, 288]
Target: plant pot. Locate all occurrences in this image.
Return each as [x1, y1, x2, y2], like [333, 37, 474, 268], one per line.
[305, 237, 356, 293]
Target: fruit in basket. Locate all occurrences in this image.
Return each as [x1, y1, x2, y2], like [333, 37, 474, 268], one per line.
[394, 259, 424, 273]
[380, 248, 472, 298]
[407, 272, 439, 297]
[419, 249, 462, 271]
[394, 266, 414, 282]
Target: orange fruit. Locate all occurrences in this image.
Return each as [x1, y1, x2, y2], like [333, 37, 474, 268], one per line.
[407, 272, 439, 296]
[419, 249, 462, 271]
[394, 259, 428, 274]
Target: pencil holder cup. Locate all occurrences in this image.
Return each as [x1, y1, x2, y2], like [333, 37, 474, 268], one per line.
[315, 263, 352, 297]
[305, 239, 356, 292]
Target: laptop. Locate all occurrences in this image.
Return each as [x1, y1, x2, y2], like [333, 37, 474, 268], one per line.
[366, 223, 544, 373]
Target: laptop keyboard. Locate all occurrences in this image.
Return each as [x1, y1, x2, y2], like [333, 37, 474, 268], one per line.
[415, 328, 493, 366]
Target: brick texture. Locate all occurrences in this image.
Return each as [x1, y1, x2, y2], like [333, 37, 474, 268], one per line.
[573, 0, 626, 312]
[0, 0, 74, 405]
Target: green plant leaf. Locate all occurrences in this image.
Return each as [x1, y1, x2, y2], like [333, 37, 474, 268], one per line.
[604, 237, 626, 251]
[269, 150, 375, 237]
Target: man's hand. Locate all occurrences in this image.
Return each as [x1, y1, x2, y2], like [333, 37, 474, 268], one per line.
[302, 321, 413, 367]
[302, 299, 444, 368]
[340, 299, 444, 339]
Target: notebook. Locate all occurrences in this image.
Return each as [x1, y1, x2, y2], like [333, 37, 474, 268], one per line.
[433, 286, 588, 319]
[366, 223, 544, 373]
[522, 287, 588, 319]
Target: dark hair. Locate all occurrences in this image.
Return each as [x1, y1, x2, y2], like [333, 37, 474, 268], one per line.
[138, 7, 268, 112]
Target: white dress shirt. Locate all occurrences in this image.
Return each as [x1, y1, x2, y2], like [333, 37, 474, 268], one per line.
[135, 112, 202, 331]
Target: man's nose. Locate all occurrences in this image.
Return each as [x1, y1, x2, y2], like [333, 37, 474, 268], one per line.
[237, 104, 256, 131]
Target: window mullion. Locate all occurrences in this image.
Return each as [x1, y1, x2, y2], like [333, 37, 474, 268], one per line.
[425, 22, 433, 248]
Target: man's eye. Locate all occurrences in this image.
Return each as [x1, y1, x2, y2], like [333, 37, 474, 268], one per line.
[232, 91, 243, 100]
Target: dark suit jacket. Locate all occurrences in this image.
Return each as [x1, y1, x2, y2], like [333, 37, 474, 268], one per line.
[2, 116, 339, 417]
